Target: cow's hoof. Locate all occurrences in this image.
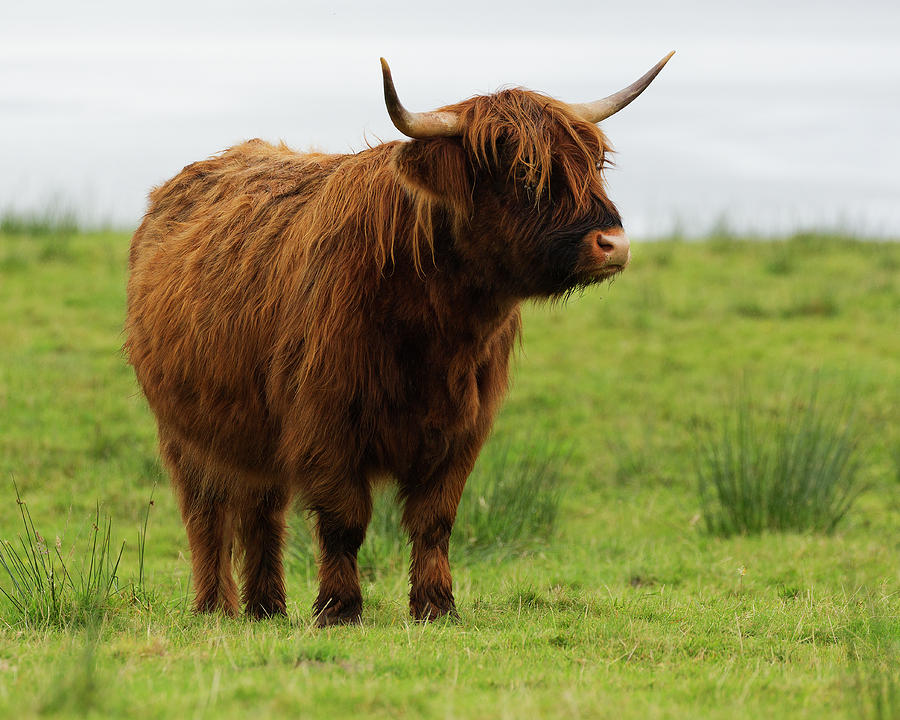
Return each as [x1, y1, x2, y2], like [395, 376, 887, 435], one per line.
[313, 595, 362, 627]
[410, 592, 458, 623]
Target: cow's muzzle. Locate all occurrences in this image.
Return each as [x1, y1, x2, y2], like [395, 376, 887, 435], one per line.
[586, 227, 630, 272]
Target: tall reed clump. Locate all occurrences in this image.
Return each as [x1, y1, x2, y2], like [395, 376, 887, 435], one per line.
[289, 438, 568, 579]
[696, 382, 863, 536]
[0, 484, 124, 628]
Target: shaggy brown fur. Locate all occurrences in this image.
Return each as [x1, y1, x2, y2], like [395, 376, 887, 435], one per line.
[125, 88, 625, 625]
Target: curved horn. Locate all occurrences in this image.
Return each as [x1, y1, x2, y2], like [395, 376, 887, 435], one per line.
[570, 51, 675, 123]
[380, 58, 461, 139]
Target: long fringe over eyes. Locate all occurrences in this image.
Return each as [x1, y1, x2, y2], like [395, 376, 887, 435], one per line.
[445, 89, 616, 222]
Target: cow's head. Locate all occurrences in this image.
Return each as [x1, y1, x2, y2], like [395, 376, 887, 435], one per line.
[383, 54, 673, 298]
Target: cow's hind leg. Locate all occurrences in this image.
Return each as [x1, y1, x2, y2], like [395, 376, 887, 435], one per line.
[161, 437, 239, 616]
[236, 485, 291, 618]
[309, 480, 372, 627]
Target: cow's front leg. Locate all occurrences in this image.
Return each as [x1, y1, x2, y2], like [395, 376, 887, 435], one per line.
[400, 466, 468, 622]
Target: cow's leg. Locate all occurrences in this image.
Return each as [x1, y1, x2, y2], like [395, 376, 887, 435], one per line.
[161, 436, 239, 616]
[236, 485, 291, 618]
[400, 465, 468, 622]
[310, 481, 372, 627]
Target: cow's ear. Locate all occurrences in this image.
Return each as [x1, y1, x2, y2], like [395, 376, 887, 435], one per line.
[392, 139, 471, 213]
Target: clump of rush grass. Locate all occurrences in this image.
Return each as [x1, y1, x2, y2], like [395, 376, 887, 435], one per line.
[0, 483, 124, 628]
[288, 438, 568, 578]
[696, 382, 863, 536]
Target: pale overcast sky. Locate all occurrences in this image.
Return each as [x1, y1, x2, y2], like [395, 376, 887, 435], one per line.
[2, 0, 899, 235]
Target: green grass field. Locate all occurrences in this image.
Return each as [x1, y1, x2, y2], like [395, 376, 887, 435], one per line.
[0, 228, 897, 718]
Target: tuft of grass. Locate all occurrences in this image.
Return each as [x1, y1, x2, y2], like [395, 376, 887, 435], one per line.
[288, 439, 567, 577]
[696, 382, 864, 536]
[0, 484, 124, 628]
[0, 485, 69, 627]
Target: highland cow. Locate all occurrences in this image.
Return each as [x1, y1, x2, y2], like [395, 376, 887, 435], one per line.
[125, 54, 673, 625]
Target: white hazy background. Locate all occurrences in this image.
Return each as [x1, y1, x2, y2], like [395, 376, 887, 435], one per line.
[2, 0, 899, 237]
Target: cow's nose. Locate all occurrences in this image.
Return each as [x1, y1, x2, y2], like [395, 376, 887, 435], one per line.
[596, 228, 630, 267]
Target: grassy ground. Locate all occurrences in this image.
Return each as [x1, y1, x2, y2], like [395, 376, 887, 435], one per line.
[0, 228, 897, 718]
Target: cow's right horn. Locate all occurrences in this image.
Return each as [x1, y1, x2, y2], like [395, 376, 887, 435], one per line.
[570, 51, 675, 123]
[381, 58, 461, 139]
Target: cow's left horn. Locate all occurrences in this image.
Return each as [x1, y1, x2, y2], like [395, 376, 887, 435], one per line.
[381, 58, 461, 139]
[570, 51, 675, 123]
